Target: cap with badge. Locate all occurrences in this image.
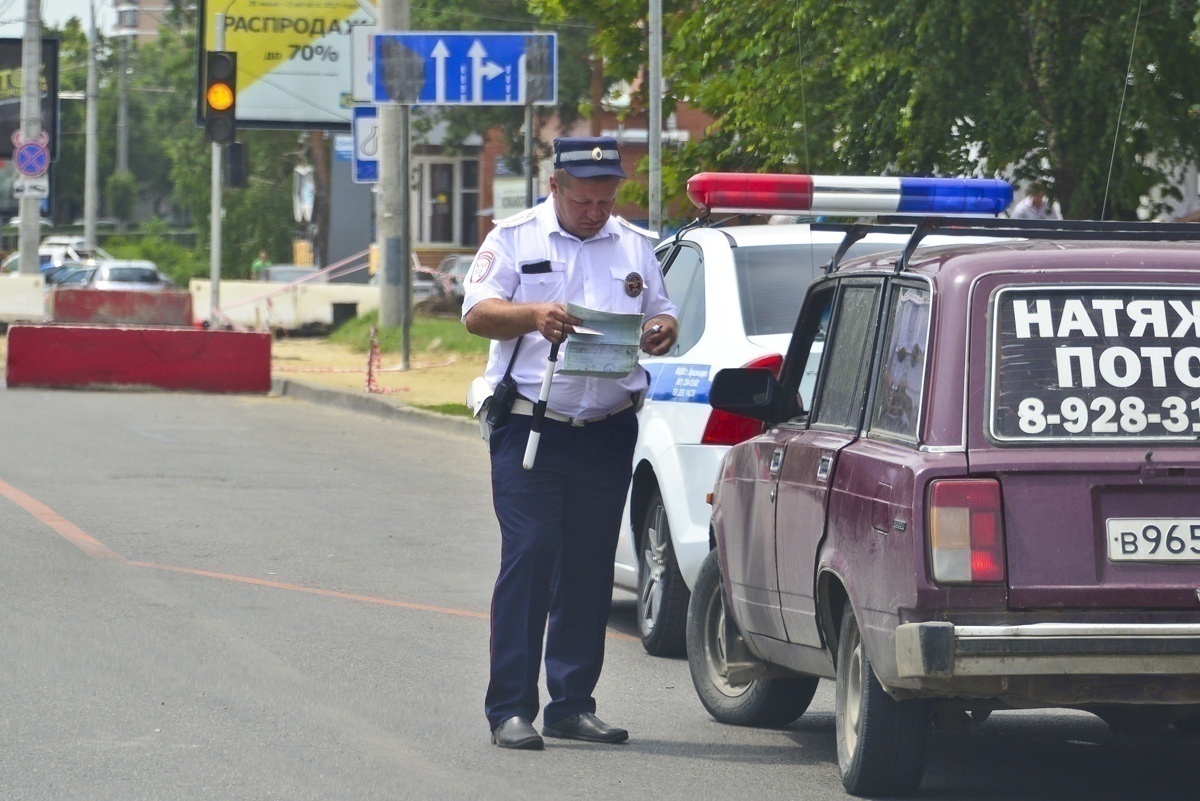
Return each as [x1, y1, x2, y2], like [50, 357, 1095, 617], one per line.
[553, 136, 626, 179]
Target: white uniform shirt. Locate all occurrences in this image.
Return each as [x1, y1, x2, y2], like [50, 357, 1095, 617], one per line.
[462, 198, 677, 419]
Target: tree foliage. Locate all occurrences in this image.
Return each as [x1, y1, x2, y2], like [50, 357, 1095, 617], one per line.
[534, 0, 1200, 221]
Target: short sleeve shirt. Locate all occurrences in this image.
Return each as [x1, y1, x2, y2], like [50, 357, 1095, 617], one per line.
[462, 198, 677, 418]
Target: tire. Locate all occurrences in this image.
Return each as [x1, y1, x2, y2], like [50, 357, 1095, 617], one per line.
[636, 489, 690, 657]
[1170, 709, 1200, 734]
[835, 604, 930, 797]
[686, 549, 818, 727]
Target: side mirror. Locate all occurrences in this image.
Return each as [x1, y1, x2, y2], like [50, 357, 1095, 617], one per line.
[709, 367, 788, 425]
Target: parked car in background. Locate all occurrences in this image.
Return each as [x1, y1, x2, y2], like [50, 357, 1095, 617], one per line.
[436, 252, 471, 299]
[690, 214, 1200, 796]
[86, 260, 175, 292]
[42, 262, 97, 293]
[3, 236, 114, 273]
[262, 265, 323, 283]
[617, 173, 1013, 657]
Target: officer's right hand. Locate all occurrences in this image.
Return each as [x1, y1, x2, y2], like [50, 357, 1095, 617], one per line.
[533, 303, 579, 345]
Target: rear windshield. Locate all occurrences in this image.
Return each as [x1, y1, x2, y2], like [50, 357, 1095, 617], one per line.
[989, 285, 1200, 442]
[735, 242, 900, 335]
[104, 267, 158, 283]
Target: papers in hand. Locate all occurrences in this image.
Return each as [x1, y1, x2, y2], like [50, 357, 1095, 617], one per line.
[561, 303, 643, 378]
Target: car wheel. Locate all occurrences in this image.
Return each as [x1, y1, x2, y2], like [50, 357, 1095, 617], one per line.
[686, 549, 818, 727]
[636, 489, 689, 657]
[835, 603, 930, 796]
[1170, 708, 1200, 734]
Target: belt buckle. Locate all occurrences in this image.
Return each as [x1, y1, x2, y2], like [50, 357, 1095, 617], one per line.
[570, 416, 586, 427]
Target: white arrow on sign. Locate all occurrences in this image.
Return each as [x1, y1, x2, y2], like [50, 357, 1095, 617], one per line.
[468, 40, 504, 102]
[430, 39, 450, 103]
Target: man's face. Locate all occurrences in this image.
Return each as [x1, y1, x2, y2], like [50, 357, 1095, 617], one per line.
[550, 173, 621, 240]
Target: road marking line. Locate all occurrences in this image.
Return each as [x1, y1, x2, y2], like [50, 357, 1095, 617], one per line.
[127, 561, 493, 620]
[0, 478, 126, 562]
[0, 479, 641, 641]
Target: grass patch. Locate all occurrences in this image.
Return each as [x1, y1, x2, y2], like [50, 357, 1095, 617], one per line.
[331, 309, 489, 356]
[414, 402, 474, 417]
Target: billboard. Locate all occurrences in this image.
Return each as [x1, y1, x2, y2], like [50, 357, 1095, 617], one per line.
[0, 38, 60, 159]
[197, 0, 374, 131]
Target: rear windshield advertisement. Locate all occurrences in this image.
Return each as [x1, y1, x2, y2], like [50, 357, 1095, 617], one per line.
[990, 286, 1200, 442]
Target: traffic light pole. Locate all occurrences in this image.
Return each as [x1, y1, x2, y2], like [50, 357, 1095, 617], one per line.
[209, 12, 225, 324]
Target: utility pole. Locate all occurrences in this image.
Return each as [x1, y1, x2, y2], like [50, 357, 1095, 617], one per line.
[377, 0, 412, 369]
[84, 0, 99, 249]
[17, 0, 42, 275]
[116, 33, 129, 233]
[209, 13, 225, 324]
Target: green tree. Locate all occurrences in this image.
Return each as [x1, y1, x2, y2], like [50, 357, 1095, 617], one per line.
[534, 0, 1200, 221]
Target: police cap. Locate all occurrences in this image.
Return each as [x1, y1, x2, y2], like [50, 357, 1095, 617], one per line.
[553, 136, 626, 179]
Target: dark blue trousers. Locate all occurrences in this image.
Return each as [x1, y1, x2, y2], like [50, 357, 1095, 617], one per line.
[484, 407, 637, 729]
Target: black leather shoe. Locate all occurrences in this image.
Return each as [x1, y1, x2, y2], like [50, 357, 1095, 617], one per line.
[491, 716, 544, 750]
[542, 712, 629, 744]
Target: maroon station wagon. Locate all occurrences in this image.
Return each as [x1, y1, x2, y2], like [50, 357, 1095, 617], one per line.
[687, 217, 1200, 797]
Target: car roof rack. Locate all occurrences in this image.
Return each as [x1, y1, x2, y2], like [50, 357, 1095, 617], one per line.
[811, 220, 921, 274]
[813, 216, 1200, 275]
[879, 215, 1200, 273]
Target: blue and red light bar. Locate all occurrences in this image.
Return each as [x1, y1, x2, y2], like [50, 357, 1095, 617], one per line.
[686, 173, 1013, 216]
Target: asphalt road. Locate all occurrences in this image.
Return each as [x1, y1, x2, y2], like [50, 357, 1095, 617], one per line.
[1, 388, 1198, 800]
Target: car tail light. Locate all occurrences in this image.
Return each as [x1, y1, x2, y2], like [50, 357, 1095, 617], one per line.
[700, 353, 783, 446]
[928, 479, 1005, 583]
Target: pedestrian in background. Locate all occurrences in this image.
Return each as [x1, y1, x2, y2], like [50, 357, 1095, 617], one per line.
[462, 136, 678, 751]
[251, 250, 272, 280]
[1010, 184, 1062, 220]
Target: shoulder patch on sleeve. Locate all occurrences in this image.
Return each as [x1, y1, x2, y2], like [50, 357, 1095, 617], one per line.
[615, 215, 659, 240]
[468, 251, 496, 284]
[495, 207, 538, 228]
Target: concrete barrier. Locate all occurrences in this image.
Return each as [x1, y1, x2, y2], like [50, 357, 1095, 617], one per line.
[0, 274, 45, 323]
[189, 279, 379, 329]
[5, 324, 271, 393]
[47, 288, 193, 326]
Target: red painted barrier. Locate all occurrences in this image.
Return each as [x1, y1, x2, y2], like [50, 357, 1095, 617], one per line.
[5, 324, 271, 393]
[47, 288, 193, 326]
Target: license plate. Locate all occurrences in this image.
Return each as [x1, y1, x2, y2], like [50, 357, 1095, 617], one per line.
[1106, 518, 1200, 562]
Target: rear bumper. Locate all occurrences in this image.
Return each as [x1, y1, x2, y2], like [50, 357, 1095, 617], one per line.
[896, 622, 1200, 678]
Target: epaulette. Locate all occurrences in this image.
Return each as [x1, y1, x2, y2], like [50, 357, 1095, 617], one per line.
[615, 215, 659, 240]
[495, 207, 538, 228]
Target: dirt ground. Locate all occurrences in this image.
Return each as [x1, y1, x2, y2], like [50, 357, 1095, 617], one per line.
[270, 336, 487, 409]
[0, 331, 487, 410]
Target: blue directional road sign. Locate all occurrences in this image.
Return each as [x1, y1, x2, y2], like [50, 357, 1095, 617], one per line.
[373, 32, 556, 106]
[352, 106, 378, 184]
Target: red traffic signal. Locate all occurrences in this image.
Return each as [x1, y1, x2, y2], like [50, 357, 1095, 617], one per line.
[204, 51, 237, 144]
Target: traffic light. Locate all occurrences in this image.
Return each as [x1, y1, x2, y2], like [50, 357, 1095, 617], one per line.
[203, 50, 237, 144]
[225, 142, 249, 188]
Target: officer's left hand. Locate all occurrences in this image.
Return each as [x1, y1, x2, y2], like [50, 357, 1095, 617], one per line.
[640, 317, 678, 356]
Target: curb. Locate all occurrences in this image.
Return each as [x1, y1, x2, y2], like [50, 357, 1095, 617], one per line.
[271, 377, 480, 438]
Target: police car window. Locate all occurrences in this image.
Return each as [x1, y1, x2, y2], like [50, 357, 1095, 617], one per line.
[734, 242, 900, 336]
[990, 285, 1200, 442]
[869, 285, 930, 441]
[813, 283, 883, 430]
[662, 245, 705, 354]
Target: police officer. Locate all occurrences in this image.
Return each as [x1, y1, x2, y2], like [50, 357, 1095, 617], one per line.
[462, 136, 678, 750]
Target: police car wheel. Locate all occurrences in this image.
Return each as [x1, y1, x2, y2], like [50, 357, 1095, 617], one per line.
[636, 490, 689, 657]
[686, 549, 817, 727]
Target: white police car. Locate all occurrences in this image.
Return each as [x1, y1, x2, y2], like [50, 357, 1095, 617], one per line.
[614, 173, 1013, 656]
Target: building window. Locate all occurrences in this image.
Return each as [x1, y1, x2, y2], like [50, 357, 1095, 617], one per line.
[412, 157, 480, 248]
